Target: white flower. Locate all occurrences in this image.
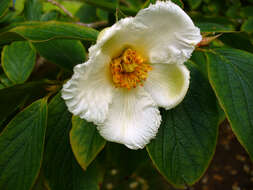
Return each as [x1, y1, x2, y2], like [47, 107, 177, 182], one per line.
[62, 1, 202, 149]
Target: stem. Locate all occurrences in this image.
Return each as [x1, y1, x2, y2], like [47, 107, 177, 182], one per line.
[47, 0, 74, 19]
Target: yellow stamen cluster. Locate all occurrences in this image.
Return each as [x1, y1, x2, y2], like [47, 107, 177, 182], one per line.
[110, 48, 152, 89]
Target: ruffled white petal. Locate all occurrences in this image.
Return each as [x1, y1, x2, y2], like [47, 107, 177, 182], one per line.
[97, 88, 161, 149]
[135, 1, 202, 64]
[91, 1, 201, 65]
[144, 63, 190, 109]
[61, 51, 114, 124]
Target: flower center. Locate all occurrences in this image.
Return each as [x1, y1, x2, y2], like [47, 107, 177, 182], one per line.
[110, 48, 152, 89]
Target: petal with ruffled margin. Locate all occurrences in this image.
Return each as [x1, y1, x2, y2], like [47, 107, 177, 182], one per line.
[61, 52, 114, 124]
[144, 63, 190, 110]
[97, 88, 161, 149]
[92, 1, 201, 65]
[135, 1, 202, 64]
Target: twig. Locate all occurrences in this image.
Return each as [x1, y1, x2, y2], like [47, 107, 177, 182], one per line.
[47, 0, 74, 19]
[46, 0, 109, 28]
[76, 20, 108, 28]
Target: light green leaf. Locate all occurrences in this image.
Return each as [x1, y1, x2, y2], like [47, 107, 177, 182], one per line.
[0, 99, 48, 190]
[24, 0, 43, 21]
[2, 41, 36, 84]
[43, 1, 83, 16]
[147, 64, 219, 188]
[34, 39, 86, 71]
[71, 116, 106, 170]
[0, 21, 99, 45]
[44, 93, 105, 190]
[0, 0, 11, 18]
[207, 48, 253, 160]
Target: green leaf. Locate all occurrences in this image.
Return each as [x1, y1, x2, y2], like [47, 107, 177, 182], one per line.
[34, 39, 86, 71]
[0, 21, 99, 45]
[75, 4, 97, 23]
[44, 93, 105, 190]
[193, 16, 236, 32]
[24, 0, 43, 21]
[147, 64, 219, 188]
[190, 51, 208, 78]
[71, 116, 106, 170]
[40, 10, 59, 21]
[2, 41, 36, 84]
[241, 17, 253, 33]
[220, 33, 253, 53]
[105, 143, 148, 178]
[0, 80, 51, 126]
[0, 0, 11, 18]
[43, 1, 83, 16]
[82, 0, 137, 16]
[240, 6, 253, 18]
[187, 0, 202, 9]
[0, 99, 48, 190]
[0, 73, 14, 87]
[207, 48, 253, 160]
[171, 0, 184, 8]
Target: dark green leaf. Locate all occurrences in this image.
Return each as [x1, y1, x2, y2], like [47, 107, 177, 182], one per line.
[241, 17, 253, 33]
[24, 0, 42, 21]
[0, 99, 48, 190]
[2, 41, 36, 84]
[187, 0, 202, 9]
[193, 16, 236, 32]
[34, 39, 86, 71]
[0, 21, 99, 45]
[44, 93, 105, 190]
[171, 0, 184, 8]
[147, 64, 219, 188]
[75, 4, 97, 23]
[220, 33, 253, 53]
[82, 0, 137, 16]
[240, 6, 253, 18]
[207, 48, 253, 160]
[0, 0, 11, 18]
[0, 74, 14, 87]
[40, 10, 59, 21]
[0, 80, 51, 125]
[71, 116, 106, 170]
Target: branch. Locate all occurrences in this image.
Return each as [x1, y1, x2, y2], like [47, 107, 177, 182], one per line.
[47, 0, 74, 19]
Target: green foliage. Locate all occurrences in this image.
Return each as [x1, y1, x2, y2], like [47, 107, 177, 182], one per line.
[207, 48, 253, 161]
[0, 21, 99, 45]
[0, 0, 253, 189]
[147, 64, 219, 188]
[0, 0, 11, 18]
[34, 39, 86, 71]
[2, 41, 36, 83]
[44, 92, 105, 190]
[0, 99, 47, 190]
[71, 116, 106, 170]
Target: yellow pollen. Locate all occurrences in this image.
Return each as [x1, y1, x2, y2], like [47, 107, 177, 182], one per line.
[110, 48, 152, 89]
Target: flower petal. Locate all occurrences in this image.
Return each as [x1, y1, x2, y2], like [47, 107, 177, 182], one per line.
[61, 51, 114, 124]
[144, 63, 190, 109]
[97, 88, 161, 149]
[135, 1, 202, 64]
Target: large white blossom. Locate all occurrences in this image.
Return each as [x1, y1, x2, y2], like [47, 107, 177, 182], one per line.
[62, 1, 202, 149]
